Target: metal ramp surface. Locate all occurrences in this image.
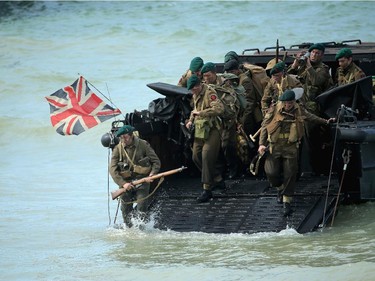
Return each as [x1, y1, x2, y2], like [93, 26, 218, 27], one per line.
[150, 174, 339, 234]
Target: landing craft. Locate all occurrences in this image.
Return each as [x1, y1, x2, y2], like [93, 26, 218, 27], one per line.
[102, 40, 375, 234]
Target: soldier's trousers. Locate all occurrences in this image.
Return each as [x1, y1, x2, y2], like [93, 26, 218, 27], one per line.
[192, 128, 221, 189]
[264, 143, 298, 197]
[120, 182, 150, 222]
[221, 123, 238, 172]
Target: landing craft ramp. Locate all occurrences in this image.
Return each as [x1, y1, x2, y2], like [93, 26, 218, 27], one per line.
[149, 174, 339, 234]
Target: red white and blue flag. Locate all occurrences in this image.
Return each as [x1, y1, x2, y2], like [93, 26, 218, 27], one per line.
[45, 76, 122, 136]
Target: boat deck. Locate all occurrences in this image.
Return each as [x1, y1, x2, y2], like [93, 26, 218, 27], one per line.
[150, 174, 339, 234]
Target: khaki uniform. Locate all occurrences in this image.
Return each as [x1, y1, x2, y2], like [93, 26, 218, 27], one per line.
[239, 70, 262, 135]
[287, 60, 332, 115]
[189, 84, 224, 189]
[215, 85, 241, 176]
[259, 102, 327, 202]
[178, 69, 193, 87]
[109, 136, 161, 223]
[261, 74, 302, 113]
[335, 62, 366, 86]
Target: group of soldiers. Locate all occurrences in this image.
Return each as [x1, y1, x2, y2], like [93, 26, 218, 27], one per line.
[178, 44, 366, 215]
[109, 44, 367, 227]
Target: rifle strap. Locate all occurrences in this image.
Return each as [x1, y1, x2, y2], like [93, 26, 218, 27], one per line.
[120, 176, 165, 205]
[120, 142, 138, 169]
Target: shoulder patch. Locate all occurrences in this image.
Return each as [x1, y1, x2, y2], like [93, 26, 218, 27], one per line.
[210, 94, 217, 101]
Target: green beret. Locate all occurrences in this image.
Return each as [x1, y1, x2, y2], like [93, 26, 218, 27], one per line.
[116, 125, 135, 137]
[224, 51, 239, 63]
[224, 59, 239, 71]
[279, 90, 295, 101]
[270, 61, 286, 75]
[189, 57, 204, 72]
[335, 48, 352, 60]
[308, 43, 325, 52]
[201, 62, 216, 74]
[187, 74, 201, 90]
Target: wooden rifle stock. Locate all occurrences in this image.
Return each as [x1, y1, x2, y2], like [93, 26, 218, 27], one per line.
[111, 166, 187, 200]
[249, 128, 261, 143]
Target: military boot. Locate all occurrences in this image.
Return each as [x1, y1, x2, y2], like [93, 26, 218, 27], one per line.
[276, 184, 284, 204]
[283, 202, 293, 217]
[197, 189, 213, 203]
[213, 176, 226, 191]
[124, 216, 133, 228]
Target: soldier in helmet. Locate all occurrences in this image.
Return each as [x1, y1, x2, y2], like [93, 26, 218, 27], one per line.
[224, 51, 240, 64]
[334, 48, 366, 86]
[178, 57, 204, 88]
[258, 90, 335, 216]
[109, 125, 161, 227]
[185, 75, 225, 203]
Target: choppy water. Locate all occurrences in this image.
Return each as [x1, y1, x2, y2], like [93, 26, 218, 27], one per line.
[1, 1, 375, 280]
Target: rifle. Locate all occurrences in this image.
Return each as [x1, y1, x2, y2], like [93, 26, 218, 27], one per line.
[276, 39, 279, 62]
[111, 166, 187, 200]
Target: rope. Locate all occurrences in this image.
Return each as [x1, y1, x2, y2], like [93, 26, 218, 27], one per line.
[84, 77, 126, 119]
[113, 198, 120, 225]
[119, 176, 165, 205]
[113, 177, 165, 225]
[321, 120, 340, 228]
[331, 149, 351, 227]
[107, 148, 112, 226]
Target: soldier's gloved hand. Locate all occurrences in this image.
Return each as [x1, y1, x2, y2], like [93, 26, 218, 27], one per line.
[326, 118, 336, 124]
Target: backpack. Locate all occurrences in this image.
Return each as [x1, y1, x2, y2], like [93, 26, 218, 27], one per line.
[242, 63, 270, 98]
[211, 85, 240, 121]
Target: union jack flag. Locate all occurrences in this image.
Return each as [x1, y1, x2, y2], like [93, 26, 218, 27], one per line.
[45, 76, 122, 136]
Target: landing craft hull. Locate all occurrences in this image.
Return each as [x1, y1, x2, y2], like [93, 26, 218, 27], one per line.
[104, 40, 375, 233]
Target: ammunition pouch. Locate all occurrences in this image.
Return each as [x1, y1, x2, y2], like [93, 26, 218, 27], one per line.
[267, 127, 281, 143]
[194, 119, 211, 140]
[118, 162, 132, 178]
[120, 170, 132, 178]
[288, 123, 298, 143]
[133, 165, 152, 175]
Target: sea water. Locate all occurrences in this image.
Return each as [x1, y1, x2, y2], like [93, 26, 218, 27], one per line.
[0, 1, 374, 280]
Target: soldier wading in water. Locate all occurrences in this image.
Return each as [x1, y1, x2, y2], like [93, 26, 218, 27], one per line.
[258, 90, 335, 216]
[109, 125, 161, 227]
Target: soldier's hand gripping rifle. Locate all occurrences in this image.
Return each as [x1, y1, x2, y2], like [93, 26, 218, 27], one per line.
[111, 166, 187, 200]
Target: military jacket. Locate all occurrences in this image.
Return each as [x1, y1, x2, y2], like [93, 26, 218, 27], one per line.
[239, 70, 263, 123]
[189, 84, 224, 127]
[261, 74, 302, 112]
[109, 136, 161, 187]
[288, 60, 332, 113]
[177, 69, 193, 87]
[259, 102, 327, 147]
[335, 62, 366, 86]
